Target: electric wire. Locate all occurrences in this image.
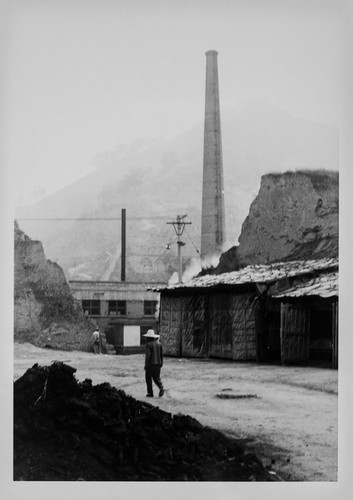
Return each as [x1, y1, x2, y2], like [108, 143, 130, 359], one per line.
[184, 228, 200, 255]
[15, 216, 170, 221]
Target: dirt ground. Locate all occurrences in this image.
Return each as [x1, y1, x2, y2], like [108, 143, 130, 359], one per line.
[13, 342, 338, 481]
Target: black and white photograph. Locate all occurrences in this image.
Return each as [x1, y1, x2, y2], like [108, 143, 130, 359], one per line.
[1, 0, 352, 498]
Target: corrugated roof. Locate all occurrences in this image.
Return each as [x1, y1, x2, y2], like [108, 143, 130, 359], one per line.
[273, 272, 338, 298]
[155, 257, 338, 291]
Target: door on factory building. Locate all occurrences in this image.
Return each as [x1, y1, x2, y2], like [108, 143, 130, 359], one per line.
[123, 325, 141, 347]
[105, 323, 124, 350]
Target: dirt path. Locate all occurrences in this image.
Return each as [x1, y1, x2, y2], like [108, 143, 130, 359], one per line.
[13, 343, 338, 481]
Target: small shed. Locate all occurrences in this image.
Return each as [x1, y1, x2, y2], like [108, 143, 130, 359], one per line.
[273, 272, 338, 368]
[155, 258, 338, 367]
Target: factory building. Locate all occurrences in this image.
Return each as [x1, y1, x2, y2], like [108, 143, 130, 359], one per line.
[69, 280, 163, 353]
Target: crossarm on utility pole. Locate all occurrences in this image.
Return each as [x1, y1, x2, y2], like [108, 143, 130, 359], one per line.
[166, 215, 192, 283]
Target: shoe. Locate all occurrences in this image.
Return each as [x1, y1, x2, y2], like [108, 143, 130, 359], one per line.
[159, 388, 164, 397]
[146, 394, 153, 398]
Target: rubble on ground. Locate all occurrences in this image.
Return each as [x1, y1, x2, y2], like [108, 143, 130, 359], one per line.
[14, 361, 276, 481]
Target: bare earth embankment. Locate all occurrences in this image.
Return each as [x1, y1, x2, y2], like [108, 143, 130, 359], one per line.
[13, 342, 338, 481]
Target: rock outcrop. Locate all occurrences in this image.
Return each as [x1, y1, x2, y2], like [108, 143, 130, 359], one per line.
[14, 222, 110, 352]
[216, 170, 338, 273]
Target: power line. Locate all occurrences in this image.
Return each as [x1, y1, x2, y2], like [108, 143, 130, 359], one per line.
[15, 216, 171, 221]
[185, 228, 200, 255]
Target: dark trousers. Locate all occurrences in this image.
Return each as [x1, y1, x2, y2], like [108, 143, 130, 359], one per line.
[145, 365, 163, 395]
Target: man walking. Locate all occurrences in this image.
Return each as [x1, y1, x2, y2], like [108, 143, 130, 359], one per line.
[143, 329, 164, 398]
[92, 328, 100, 354]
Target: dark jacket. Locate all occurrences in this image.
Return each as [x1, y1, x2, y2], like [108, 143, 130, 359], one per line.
[145, 340, 163, 369]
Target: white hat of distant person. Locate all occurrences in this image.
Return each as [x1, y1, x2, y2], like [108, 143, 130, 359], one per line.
[143, 329, 160, 338]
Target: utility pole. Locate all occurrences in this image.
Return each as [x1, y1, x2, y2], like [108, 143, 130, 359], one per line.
[121, 208, 126, 282]
[167, 215, 192, 283]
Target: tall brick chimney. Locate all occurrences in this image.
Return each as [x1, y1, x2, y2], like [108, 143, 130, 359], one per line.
[201, 50, 225, 260]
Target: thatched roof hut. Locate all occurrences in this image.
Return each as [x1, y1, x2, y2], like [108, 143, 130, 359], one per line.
[153, 258, 338, 367]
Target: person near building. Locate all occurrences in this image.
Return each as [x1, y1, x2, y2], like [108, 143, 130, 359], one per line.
[92, 328, 100, 354]
[143, 329, 164, 398]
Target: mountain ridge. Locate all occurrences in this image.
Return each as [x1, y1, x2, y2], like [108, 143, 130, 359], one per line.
[15, 100, 339, 282]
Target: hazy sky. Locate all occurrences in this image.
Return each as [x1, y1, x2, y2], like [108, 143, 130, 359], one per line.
[1, 0, 350, 205]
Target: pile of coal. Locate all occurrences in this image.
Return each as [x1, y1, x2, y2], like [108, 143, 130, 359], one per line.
[14, 362, 275, 481]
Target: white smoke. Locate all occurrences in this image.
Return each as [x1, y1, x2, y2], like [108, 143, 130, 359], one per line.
[167, 257, 202, 286]
[200, 254, 221, 269]
[168, 272, 179, 286]
[167, 254, 221, 286]
[182, 257, 203, 282]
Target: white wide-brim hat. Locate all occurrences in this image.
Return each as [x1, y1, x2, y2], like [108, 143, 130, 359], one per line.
[143, 329, 160, 338]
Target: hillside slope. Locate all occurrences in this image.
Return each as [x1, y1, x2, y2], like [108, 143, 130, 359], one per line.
[15, 101, 338, 282]
[14, 222, 111, 351]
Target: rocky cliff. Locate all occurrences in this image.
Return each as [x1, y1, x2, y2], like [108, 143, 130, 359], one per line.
[216, 170, 338, 273]
[14, 222, 109, 352]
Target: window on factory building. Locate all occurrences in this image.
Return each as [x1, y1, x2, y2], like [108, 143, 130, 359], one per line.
[108, 300, 127, 316]
[82, 300, 101, 316]
[144, 300, 157, 316]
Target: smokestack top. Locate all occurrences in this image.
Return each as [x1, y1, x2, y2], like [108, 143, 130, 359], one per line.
[205, 50, 218, 56]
